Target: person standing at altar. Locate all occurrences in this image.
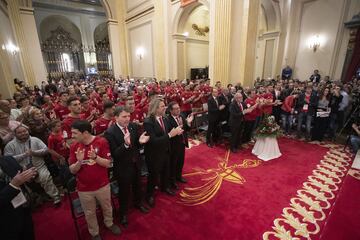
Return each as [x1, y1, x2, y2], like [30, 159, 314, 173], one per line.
[206, 88, 225, 147]
[229, 93, 258, 153]
[167, 102, 194, 189]
[143, 99, 183, 207]
[104, 106, 150, 227]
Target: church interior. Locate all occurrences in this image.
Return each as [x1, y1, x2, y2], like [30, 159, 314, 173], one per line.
[1, 0, 360, 240]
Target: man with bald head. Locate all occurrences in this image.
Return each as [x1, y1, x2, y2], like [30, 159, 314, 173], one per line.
[229, 93, 258, 153]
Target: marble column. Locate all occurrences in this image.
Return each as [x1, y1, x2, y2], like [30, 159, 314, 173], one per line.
[239, 0, 260, 87]
[107, 0, 128, 78]
[7, 0, 42, 86]
[209, 0, 232, 87]
[153, 0, 167, 79]
[0, 34, 16, 98]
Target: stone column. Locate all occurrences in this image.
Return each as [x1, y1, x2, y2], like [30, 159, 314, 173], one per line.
[153, 0, 167, 79]
[7, 0, 46, 86]
[208, 0, 232, 86]
[238, 0, 260, 87]
[107, 0, 128, 78]
[0, 34, 16, 98]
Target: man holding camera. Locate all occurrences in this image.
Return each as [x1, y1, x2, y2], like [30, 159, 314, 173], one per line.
[4, 125, 61, 206]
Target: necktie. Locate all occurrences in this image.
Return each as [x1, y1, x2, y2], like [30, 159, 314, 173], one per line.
[238, 102, 243, 112]
[176, 116, 183, 126]
[124, 126, 128, 134]
[159, 117, 165, 132]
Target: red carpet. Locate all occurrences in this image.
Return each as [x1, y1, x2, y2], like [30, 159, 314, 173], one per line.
[32, 137, 358, 240]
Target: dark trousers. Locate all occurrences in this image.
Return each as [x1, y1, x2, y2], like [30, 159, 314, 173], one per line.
[243, 120, 255, 143]
[117, 164, 142, 217]
[272, 106, 282, 124]
[1, 207, 34, 240]
[206, 120, 220, 144]
[146, 157, 170, 198]
[312, 116, 330, 141]
[170, 144, 185, 184]
[230, 123, 243, 150]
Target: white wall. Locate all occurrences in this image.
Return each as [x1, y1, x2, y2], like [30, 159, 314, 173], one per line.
[186, 40, 209, 78]
[128, 21, 155, 78]
[294, 0, 345, 80]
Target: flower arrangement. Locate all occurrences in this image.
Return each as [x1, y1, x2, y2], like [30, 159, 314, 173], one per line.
[255, 114, 282, 138]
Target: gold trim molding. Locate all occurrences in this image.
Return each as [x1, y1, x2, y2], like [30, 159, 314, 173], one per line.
[263, 142, 353, 240]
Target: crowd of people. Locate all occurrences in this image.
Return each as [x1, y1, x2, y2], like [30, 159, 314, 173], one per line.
[1, 70, 360, 240]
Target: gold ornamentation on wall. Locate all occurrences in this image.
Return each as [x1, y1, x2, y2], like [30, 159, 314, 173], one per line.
[192, 24, 209, 36]
[263, 143, 353, 240]
[179, 150, 261, 206]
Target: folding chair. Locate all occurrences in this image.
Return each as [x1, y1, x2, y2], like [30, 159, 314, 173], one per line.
[66, 177, 85, 240]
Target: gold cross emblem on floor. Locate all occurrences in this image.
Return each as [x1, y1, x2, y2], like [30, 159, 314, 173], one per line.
[179, 150, 262, 206]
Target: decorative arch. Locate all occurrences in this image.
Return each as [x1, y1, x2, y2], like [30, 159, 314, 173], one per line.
[261, 0, 279, 31]
[100, 0, 113, 20]
[94, 22, 108, 42]
[39, 15, 81, 43]
[172, 0, 210, 34]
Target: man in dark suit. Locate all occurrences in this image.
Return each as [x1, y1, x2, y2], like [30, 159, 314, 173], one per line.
[206, 88, 225, 147]
[218, 88, 231, 123]
[229, 93, 258, 153]
[0, 151, 37, 240]
[143, 99, 183, 207]
[167, 102, 194, 189]
[309, 69, 321, 83]
[104, 106, 150, 226]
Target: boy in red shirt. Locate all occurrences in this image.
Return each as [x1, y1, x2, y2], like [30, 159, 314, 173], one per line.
[69, 120, 120, 239]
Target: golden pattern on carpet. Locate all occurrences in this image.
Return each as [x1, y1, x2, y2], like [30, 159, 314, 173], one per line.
[179, 150, 261, 206]
[348, 169, 360, 181]
[263, 143, 353, 240]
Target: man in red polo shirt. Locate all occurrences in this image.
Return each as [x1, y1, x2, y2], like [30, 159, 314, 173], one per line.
[93, 101, 115, 135]
[180, 85, 194, 117]
[80, 95, 98, 122]
[54, 91, 70, 120]
[69, 120, 121, 240]
[62, 96, 86, 141]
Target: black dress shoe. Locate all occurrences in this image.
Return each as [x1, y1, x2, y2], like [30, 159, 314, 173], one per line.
[120, 215, 128, 227]
[207, 143, 213, 148]
[177, 177, 187, 183]
[146, 197, 155, 208]
[163, 188, 176, 196]
[170, 182, 179, 190]
[136, 205, 150, 214]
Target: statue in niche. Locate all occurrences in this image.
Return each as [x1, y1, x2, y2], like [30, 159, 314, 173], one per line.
[192, 24, 209, 36]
